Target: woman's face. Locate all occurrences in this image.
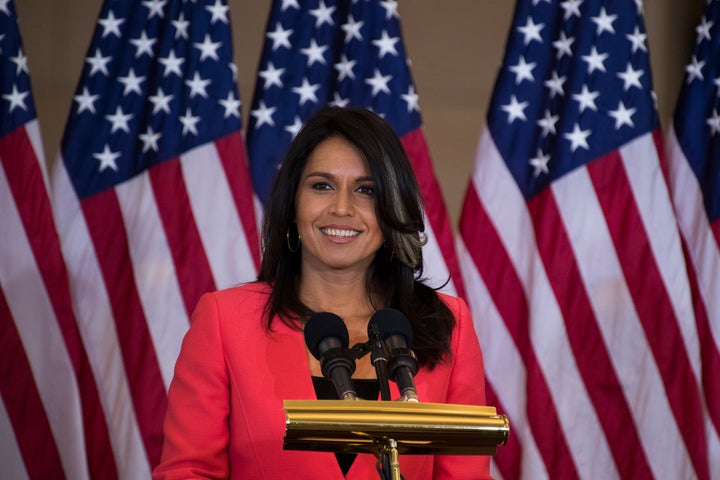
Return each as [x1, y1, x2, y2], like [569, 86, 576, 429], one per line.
[294, 136, 384, 275]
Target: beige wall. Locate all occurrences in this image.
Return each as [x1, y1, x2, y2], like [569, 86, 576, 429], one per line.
[16, 1, 702, 224]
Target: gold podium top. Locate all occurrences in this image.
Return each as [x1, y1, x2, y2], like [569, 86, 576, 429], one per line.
[284, 399, 509, 456]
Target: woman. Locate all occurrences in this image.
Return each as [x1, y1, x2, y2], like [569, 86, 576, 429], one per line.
[153, 106, 493, 479]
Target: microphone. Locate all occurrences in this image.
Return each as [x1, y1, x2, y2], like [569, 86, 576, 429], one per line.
[369, 309, 419, 402]
[304, 312, 358, 400]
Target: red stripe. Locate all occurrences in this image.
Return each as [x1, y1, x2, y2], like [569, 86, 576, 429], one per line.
[588, 151, 710, 480]
[215, 132, 261, 269]
[81, 189, 167, 468]
[528, 186, 653, 477]
[0, 288, 66, 480]
[682, 241, 720, 435]
[459, 186, 579, 478]
[712, 217, 720, 251]
[0, 128, 118, 479]
[401, 129, 466, 298]
[149, 158, 215, 315]
[484, 382, 521, 479]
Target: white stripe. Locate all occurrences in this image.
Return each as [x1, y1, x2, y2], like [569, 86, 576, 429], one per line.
[181, 142, 257, 290]
[51, 160, 151, 480]
[422, 214, 456, 295]
[115, 172, 189, 388]
[621, 135, 701, 379]
[0, 163, 89, 480]
[457, 237, 548, 479]
[0, 397, 29, 480]
[551, 162, 695, 479]
[25, 120, 50, 192]
[472, 129, 617, 478]
[666, 128, 720, 351]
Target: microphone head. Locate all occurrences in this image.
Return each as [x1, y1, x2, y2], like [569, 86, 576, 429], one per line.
[368, 308, 413, 346]
[304, 312, 349, 360]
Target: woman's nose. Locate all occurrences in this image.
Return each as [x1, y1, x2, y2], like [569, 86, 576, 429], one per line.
[329, 189, 353, 215]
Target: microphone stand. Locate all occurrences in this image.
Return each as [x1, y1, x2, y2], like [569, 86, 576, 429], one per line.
[367, 323, 391, 401]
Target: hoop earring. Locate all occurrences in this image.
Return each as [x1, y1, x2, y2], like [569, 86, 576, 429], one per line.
[287, 227, 301, 253]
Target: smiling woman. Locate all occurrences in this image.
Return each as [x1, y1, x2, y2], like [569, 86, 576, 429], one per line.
[153, 106, 493, 479]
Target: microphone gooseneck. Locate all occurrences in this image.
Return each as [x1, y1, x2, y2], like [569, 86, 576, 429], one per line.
[369, 308, 419, 402]
[304, 312, 359, 400]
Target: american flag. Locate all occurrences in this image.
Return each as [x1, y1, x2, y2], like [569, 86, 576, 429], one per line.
[1, 2, 112, 479]
[246, 0, 463, 296]
[50, 0, 259, 477]
[666, 0, 720, 469]
[457, 0, 718, 478]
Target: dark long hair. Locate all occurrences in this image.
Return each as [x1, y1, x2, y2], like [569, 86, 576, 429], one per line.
[257, 106, 454, 369]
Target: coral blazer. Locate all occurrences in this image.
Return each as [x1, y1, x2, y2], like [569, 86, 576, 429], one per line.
[153, 282, 493, 480]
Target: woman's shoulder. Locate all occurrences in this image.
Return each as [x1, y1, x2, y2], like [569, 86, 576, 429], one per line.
[201, 281, 271, 312]
[435, 291, 469, 314]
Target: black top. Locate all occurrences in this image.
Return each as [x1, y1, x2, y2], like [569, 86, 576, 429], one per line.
[312, 376, 380, 476]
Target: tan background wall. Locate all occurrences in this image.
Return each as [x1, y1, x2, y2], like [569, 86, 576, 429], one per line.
[15, 1, 702, 224]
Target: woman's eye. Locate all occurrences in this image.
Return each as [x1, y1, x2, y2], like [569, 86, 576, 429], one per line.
[356, 185, 375, 196]
[311, 182, 332, 191]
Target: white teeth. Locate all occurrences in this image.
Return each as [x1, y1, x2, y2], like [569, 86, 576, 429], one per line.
[321, 228, 360, 238]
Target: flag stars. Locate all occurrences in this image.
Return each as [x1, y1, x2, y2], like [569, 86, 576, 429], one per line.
[105, 106, 133, 134]
[3, 84, 29, 112]
[334, 54, 356, 81]
[626, 26, 647, 53]
[309, 0, 335, 27]
[560, 0, 582, 20]
[617, 63, 643, 91]
[284, 116, 303, 138]
[509, 55, 536, 84]
[148, 87, 173, 114]
[74, 87, 99, 114]
[130, 31, 156, 58]
[205, 0, 229, 24]
[218, 91, 241, 119]
[695, 16, 713, 44]
[194, 34, 221, 62]
[380, 0, 399, 20]
[266, 23, 293, 51]
[300, 38, 328, 66]
[159, 50, 185, 77]
[609, 101, 636, 129]
[118, 69, 145, 96]
[251, 100, 276, 128]
[552, 31, 574, 59]
[179, 107, 200, 135]
[372, 30, 400, 58]
[341, 15, 364, 42]
[517, 17, 544, 46]
[544, 71, 566, 98]
[537, 109, 559, 136]
[365, 69, 392, 96]
[142, 0, 167, 19]
[564, 123, 591, 152]
[98, 10, 124, 38]
[572, 85, 599, 112]
[402, 85, 420, 113]
[591, 7, 617, 36]
[93, 145, 121, 172]
[259, 61, 285, 89]
[139, 126, 161, 153]
[685, 55, 705, 83]
[706, 109, 720, 136]
[172, 12, 190, 40]
[529, 148, 550, 176]
[501, 95, 528, 123]
[10, 48, 28, 76]
[582, 46, 608, 74]
[292, 78, 320, 105]
[86, 49, 111, 76]
[185, 72, 211, 98]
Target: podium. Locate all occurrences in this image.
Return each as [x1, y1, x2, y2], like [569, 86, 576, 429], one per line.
[284, 399, 509, 478]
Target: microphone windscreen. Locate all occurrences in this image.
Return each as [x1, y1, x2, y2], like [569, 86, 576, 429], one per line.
[368, 308, 413, 346]
[303, 312, 349, 359]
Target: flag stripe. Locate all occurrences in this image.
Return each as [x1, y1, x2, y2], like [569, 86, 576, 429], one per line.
[401, 130, 463, 297]
[53, 163, 152, 480]
[149, 158, 216, 317]
[80, 190, 167, 467]
[0, 393, 30, 480]
[0, 289, 66, 480]
[528, 186, 654, 478]
[587, 148, 708, 479]
[0, 125, 118, 479]
[458, 173, 578, 477]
